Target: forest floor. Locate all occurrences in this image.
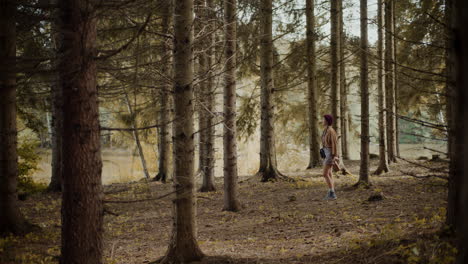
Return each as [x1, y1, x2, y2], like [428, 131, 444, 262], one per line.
[2, 159, 457, 264]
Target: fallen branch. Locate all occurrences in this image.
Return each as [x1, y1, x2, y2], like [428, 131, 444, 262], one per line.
[400, 170, 448, 180]
[103, 189, 179, 204]
[396, 156, 448, 174]
[423, 146, 448, 156]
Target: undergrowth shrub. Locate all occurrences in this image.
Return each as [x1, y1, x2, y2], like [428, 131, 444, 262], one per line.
[17, 138, 46, 196]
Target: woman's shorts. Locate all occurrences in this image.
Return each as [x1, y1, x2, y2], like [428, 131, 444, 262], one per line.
[322, 147, 334, 165]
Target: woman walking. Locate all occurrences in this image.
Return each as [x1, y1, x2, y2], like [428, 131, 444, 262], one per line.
[321, 114, 339, 200]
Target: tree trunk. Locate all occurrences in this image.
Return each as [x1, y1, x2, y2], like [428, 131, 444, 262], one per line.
[0, 0, 31, 236]
[195, 0, 206, 178]
[385, 0, 397, 163]
[58, 0, 103, 262]
[339, 0, 350, 161]
[330, 0, 350, 174]
[305, 0, 321, 169]
[200, 0, 216, 192]
[445, 0, 458, 228]
[223, 0, 241, 211]
[393, 0, 400, 158]
[453, 0, 468, 262]
[160, 0, 204, 262]
[123, 88, 150, 180]
[48, 1, 63, 192]
[196, 0, 216, 192]
[123, 39, 150, 180]
[154, 0, 172, 183]
[257, 0, 284, 182]
[373, 0, 389, 175]
[357, 0, 370, 185]
[330, 0, 341, 149]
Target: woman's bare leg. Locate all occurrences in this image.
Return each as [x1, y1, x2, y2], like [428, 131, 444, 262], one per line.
[328, 167, 335, 190]
[323, 164, 334, 189]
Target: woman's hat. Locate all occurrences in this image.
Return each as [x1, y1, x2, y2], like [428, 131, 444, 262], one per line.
[324, 114, 333, 126]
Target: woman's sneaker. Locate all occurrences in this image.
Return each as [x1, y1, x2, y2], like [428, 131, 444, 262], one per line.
[329, 191, 337, 200]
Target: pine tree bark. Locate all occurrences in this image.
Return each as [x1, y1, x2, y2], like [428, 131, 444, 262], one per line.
[195, 0, 206, 178]
[446, 0, 457, 228]
[160, 0, 204, 262]
[330, 0, 341, 149]
[48, 1, 63, 192]
[339, 0, 350, 161]
[330, 0, 350, 174]
[452, 0, 468, 262]
[373, 0, 390, 175]
[357, 0, 370, 185]
[257, 0, 284, 182]
[58, 0, 103, 263]
[155, 0, 172, 183]
[197, 0, 216, 192]
[202, 0, 216, 192]
[0, 0, 31, 236]
[223, 0, 241, 211]
[392, 0, 400, 158]
[385, 0, 397, 163]
[305, 0, 321, 169]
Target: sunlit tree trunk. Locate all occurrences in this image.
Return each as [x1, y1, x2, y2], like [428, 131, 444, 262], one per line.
[305, 0, 320, 169]
[339, 0, 349, 161]
[357, 0, 370, 185]
[223, 0, 241, 211]
[452, 0, 468, 262]
[155, 0, 172, 183]
[0, 0, 31, 236]
[373, 0, 389, 175]
[58, 0, 103, 262]
[257, 0, 283, 181]
[385, 0, 397, 163]
[161, 0, 204, 262]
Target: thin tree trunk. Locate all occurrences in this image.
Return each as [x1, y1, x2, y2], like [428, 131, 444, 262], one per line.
[199, 0, 216, 192]
[357, 0, 370, 185]
[393, 0, 400, 158]
[385, 0, 397, 163]
[223, 0, 241, 211]
[339, 0, 350, 161]
[126, 37, 150, 180]
[305, 0, 321, 169]
[195, 0, 205, 177]
[330, 0, 350, 174]
[154, 0, 172, 183]
[123, 89, 150, 180]
[160, 0, 204, 262]
[330, 0, 341, 148]
[58, 0, 103, 262]
[453, 0, 468, 262]
[257, 0, 284, 182]
[0, 0, 31, 236]
[373, 0, 389, 175]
